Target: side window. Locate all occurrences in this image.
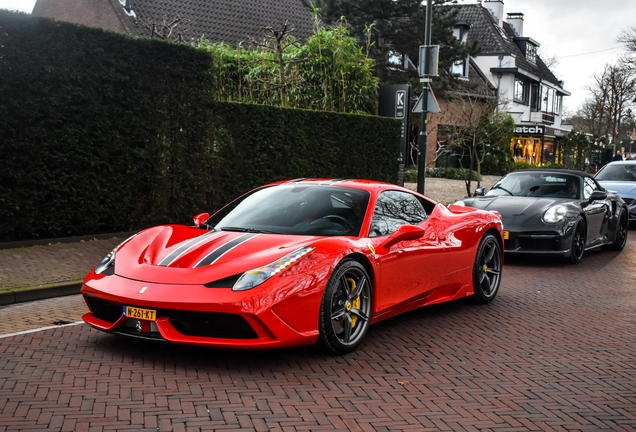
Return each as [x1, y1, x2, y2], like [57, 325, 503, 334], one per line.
[369, 191, 427, 238]
[583, 177, 596, 199]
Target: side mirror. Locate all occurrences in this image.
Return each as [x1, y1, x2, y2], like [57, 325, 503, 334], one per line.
[193, 212, 210, 228]
[380, 224, 425, 249]
[474, 187, 486, 196]
[589, 190, 607, 202]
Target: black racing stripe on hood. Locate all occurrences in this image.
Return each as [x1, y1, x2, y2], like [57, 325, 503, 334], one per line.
[195, 233, 259, 267]
[158, 231, 221, 267]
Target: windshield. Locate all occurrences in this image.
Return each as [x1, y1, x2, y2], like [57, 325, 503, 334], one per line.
[207, 185, 370, 237]
[595, 164, 636, 181]
[486, 172, 582, 199]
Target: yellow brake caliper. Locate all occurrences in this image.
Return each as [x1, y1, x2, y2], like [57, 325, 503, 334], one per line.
[346, 277, 360, 328]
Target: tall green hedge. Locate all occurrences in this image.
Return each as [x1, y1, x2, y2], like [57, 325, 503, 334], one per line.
[0, 11, 400, 242]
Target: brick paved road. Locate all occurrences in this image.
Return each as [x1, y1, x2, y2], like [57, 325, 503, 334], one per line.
[1, 239, 635, 431]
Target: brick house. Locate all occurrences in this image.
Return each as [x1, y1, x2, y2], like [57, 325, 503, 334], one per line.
[429, 0, 570, 167]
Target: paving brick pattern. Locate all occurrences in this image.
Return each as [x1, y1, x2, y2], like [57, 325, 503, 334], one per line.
[0, 238, 123, 289]
[1, 239, 635, 431]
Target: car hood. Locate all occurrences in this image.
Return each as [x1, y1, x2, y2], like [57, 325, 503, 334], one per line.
[597, 180, 636, 197]
[462, 196, 566, 226]
[110, 225, 326, 285]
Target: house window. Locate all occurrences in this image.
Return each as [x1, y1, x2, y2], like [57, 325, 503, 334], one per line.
[514, 79, 527, 103]
[530, 83, 540, 110]
[554, 95, 562, 115]
[451, 23, 470, 79]
[526, 44, 537, 63]
[452, 58, 468, 78]
[540, 86, 556, 113]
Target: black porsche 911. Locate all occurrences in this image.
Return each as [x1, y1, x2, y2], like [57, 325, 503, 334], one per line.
[456, 169, 629, 263]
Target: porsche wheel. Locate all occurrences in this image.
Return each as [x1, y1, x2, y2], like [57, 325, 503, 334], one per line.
[568, 218, 586, 264]
[318, 260, 372, 354]
[605, 209, 628, 251]
[471, 234, 502, 304]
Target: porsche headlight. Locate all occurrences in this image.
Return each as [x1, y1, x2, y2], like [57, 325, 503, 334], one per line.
[94, 249, 116, 274]
[233, 247, 315, 291]
[543, 205, 567, 223]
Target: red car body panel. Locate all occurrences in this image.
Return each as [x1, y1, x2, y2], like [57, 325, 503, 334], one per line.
[81, 179, 503, 349]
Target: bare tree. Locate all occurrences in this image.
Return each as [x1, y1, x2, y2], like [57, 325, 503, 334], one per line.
[618, 26, 636, 55]
[249, 21, 301, 107]
[135, 16, 189, 43]
[583, 63, 636, 149]
[442, 89, 513, 196]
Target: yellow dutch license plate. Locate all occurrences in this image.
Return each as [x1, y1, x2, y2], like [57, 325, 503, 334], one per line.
[123, 306, 157, 321]
[503, 230, 509, 240]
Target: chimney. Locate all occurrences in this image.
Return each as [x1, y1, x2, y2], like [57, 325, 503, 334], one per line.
[484, 0, 504, 28]
[507, 12, 524, 37]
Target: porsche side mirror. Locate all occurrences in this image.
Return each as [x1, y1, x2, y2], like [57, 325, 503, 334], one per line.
[380, 224, 425, 249]
[474, 187, 486, 196]
[589, 190, 607, 202]
[193, 212, 210, 228]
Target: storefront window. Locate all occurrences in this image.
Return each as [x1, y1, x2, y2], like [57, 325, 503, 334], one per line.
[542, 141, 554, 164]
[512, 138, 542, 165]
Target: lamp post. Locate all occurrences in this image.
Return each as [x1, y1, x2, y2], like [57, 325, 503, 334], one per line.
[417, 0, 433, 194]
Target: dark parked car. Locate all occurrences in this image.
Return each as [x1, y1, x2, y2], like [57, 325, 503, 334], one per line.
[594, 160, 636, 225]
[456, 169, 629, 263]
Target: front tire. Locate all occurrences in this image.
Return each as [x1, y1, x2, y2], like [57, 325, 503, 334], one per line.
[606, 209, 628, 251]
[568, 218, 586, 264]
[472, 234, 502, 304]
[317, 260, 372, 354]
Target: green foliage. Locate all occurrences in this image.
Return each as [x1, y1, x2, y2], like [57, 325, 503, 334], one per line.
[0, 11, 217, 240]
[305, 0, 480, 96]
[0, 11, 401, 242]
[557, 130, 600, 172]
[404, 166, 479, 182]
[513, 161, 564, 171]
[207, 102, 401, 207]
[478, 112, 515, 176]
[200, 20, 378, 114]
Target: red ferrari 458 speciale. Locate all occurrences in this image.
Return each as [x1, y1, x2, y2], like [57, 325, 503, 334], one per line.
[81, 179, 504, 353]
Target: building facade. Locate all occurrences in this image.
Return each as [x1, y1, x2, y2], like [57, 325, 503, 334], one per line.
[435, 0, 571, 167]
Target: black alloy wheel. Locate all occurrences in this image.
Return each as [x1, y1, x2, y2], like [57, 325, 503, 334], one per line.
[607, 209, 629, 251]
[318, 260, 372, 354]
[568, 218, 586, 264]
[471, 233, 502, 304]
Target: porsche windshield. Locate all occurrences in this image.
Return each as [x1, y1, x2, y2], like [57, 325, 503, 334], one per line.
[487, 172, 581, 199]
[595, 164, 636, 181]
[209, 185, 370, 237]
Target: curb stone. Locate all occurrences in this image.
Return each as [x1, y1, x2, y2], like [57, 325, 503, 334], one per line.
[0, 280, 83, 306]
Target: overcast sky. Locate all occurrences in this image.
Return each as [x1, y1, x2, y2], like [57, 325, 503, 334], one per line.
[2, 0, 635, 113]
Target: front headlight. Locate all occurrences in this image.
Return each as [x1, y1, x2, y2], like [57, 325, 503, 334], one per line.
[543, 205, 567, 223]
[232, 247, 315, 291]
[93, 234, 137, 275]
[94, 249, 116, 274]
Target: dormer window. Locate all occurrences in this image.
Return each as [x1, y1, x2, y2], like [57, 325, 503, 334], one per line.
[526, 44, 537, 64]
[451, 21, 471, 79]
[452, 60, 468, 78]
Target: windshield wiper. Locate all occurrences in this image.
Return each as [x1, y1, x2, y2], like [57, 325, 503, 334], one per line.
[220, 226, 279, 234]
[491, 185, 513, 196]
